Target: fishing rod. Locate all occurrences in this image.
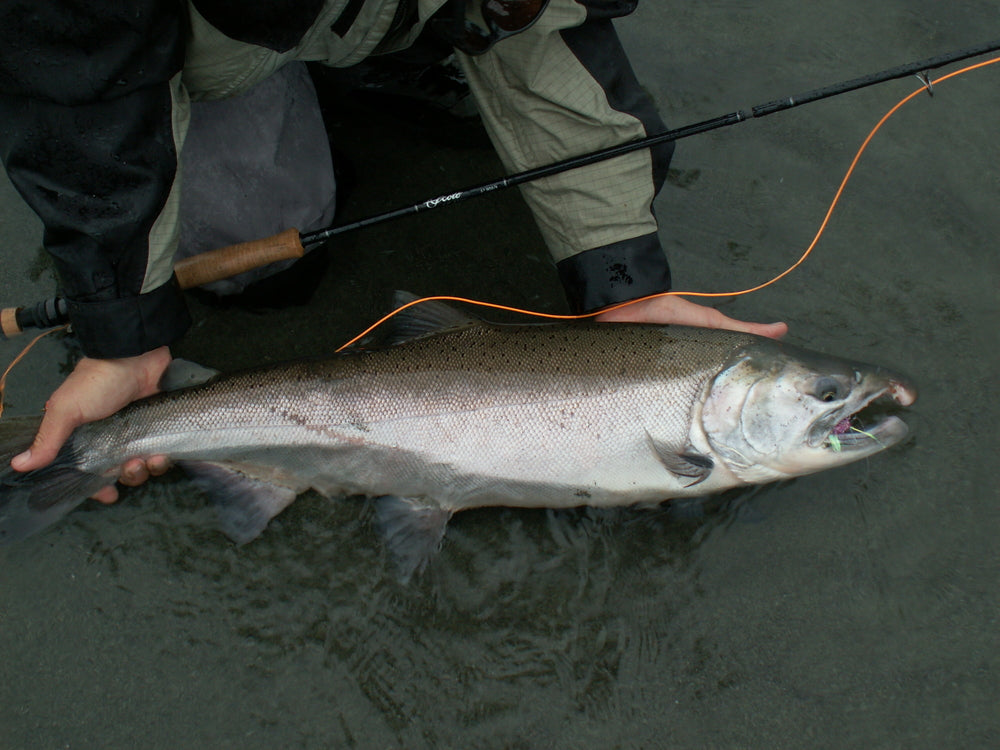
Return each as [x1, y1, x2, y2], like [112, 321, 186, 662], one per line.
[3, 37, 999, 338]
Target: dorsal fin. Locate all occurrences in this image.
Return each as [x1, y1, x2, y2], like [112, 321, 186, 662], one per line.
[377, 291, 482, 347]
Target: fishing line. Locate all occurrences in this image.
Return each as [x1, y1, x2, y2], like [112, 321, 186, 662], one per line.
[335, 54, 1000, 352]
[0, 325, 68, 420]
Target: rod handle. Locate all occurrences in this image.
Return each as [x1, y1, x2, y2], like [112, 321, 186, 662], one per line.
[1, 297, 69, 339]
[173, 228, 304, 290]
[1, 306, 21, 338]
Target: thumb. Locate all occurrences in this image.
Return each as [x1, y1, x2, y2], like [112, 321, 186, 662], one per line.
[10, 400, 80, 472]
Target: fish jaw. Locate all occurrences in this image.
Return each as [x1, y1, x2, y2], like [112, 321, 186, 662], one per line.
[807, 376, 917, 464]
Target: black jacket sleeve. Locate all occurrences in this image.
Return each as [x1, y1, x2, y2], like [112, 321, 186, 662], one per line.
[0, 1, 191, 358]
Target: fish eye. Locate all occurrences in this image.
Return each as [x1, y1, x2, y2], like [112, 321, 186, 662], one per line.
[813, 377, 844, 403]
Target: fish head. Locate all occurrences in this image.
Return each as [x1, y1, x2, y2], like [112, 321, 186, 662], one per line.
[699, 338, 917, 483]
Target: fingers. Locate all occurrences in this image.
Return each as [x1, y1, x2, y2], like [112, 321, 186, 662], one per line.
[146, 454, 172, 477]
[90, 455, 171, 504]
[713, 313, 788, 340]
[119, 457, 151, 487]
[117, 455, 170, 486]
[753, 321, 788, 340]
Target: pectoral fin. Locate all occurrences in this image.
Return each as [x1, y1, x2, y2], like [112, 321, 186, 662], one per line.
[179, 461, 300, 544]
[648, 436, 714, 487]
[374, 496, 452, 583]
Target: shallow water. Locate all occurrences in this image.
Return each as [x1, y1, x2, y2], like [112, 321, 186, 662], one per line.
[2, 3, 998, 747]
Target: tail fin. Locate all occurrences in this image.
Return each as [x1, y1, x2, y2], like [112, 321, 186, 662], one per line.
[0, 417, 111, 543]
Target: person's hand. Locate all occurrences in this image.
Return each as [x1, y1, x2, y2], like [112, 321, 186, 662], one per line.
[594, 294, 788, 339]
[10, 346, 174, 504]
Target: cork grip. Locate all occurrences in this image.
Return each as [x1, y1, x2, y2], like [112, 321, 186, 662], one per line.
[1, 306, 20, 338]
[173, 228, 305, 290]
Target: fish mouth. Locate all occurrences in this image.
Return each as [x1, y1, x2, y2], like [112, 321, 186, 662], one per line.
[815, 379, 917, 454]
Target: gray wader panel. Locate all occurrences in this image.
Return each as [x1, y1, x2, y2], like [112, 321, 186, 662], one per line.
[176, 62, 337, 294]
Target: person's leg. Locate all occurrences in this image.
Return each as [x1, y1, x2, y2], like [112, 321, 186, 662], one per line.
[175, 62, 337, 295]
[457, 0, 674, 311]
